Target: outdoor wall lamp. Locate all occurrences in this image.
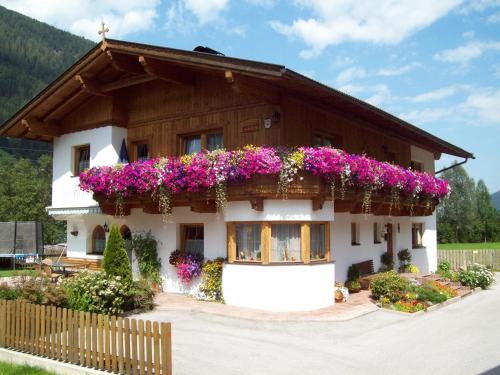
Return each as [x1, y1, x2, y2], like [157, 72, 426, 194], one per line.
[103, 222, 109, 232]
[70, 230, 78, 237]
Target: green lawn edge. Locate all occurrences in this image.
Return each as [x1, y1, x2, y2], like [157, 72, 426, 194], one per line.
[0, 361, 56, 375]
[438, 243, 500, 250]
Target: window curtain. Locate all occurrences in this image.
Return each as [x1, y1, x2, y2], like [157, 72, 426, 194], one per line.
[137, 144, 149, 161]
[79, 147, 90, 172]
[236, 224, 261, 260]
[310, 224, 326, 259]
[185, 136, 201, 154]
[271, 224, 301, 262]
[207, 133, 224, 151]
[185, 226, 204, 257]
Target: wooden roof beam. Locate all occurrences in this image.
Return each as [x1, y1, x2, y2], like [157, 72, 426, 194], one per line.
[21, 117, 60, 137]
[75, 75, 109, 97]
[138, 56, 195, 86]
[106, 51, 145, 75]
[101, 75, 155, 92]
[225, 70, 280, 105]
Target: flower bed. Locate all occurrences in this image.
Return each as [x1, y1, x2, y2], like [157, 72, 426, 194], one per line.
[372, 271, 459, 313]
[79, 146, 450, 217]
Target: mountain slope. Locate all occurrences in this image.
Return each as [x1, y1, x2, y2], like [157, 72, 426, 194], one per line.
[0, 5, 94, 159]
[492, 191, 500, 212]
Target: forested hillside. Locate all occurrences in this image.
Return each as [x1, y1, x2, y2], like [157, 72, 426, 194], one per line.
[492, 191, 500, 212]
[0, 5, 94, 244]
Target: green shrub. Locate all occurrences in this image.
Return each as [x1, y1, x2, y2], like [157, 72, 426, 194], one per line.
[347, 264, 360, 282]
[380, 252, 394, 271]
[126, 231, 161, 285]
[0, 282, 21, 300]
[459, 263, 495, 289]
[370, 271, 409, 302]
[64, 271, 131, 315]
[437, 260, 451, 274]
[128, 279, 155, 311]
[103, 225, 132, 284]
[412, 285, 447, 304]
[199, 258, 224, 302]
[397, 249, 412, 272]
[407, 264, 420, 274]
[346, 280, 361, 293]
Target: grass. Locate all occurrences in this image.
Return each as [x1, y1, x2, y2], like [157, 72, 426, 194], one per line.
[438, 242, 500, 250]
[0, 362, 56, 375]
[0, 269, 37, 278]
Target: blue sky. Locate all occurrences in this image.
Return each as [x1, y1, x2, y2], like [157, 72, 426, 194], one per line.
[2, 0, 499, 192]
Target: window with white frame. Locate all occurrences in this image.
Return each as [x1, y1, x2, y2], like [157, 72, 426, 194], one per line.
[412, 223, 424, 248]
[351, 222, 360, 246]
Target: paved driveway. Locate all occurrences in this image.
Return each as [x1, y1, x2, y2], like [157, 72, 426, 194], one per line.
[135, 274, 500, 375]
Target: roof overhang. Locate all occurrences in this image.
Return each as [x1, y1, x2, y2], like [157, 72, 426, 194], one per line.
[0, 39, 473, 159]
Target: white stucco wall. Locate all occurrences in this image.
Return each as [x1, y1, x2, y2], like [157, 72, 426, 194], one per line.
[411, 145, 435, 174]
[51, 126, 127, 208]
[223, 263, 335, 311]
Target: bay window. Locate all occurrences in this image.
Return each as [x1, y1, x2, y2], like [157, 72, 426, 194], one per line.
[236, 223, 261, 261]
[227, 222, 330, 264]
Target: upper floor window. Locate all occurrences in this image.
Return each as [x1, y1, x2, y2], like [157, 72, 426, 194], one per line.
[182, 130, 224, 154]
[73, 144, 90, 176]
[312, 132, 343, 149]
[136, 143, 149, 161]
[411, 160, 424, 172]
[412, 223, 424, 248]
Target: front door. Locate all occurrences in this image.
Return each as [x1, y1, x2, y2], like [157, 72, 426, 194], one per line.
[386, 223, 393, 257]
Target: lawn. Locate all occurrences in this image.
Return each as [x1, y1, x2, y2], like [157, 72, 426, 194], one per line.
[438, 242, 500, 250]
[0, 362, 55, 375]
[0, 269, 37, 278]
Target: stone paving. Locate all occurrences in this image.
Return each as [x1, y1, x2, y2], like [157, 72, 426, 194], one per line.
[152, 289, 378, 321]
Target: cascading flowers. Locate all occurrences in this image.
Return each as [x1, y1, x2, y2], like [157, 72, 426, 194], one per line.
[79, 145, 450, 216]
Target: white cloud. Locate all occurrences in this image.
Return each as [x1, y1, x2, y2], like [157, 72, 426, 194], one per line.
[487, 12, 500, 22]
[411, 85, 470, 103]
[331, 56, 356, 69]
[401, 87, 500, 126]
[462, 30, 475, 39]
[458, 0, 500, 13]
[245, 0, 274, 6]
[0, 0, 159, 41]
[338, 83, 393, 107]
[377, 63, 420, 77]
[336, 67, 366, 85]
[434, 41, 500, 63]
[270, 0, 463, 58]
[183, 0, 229, 24]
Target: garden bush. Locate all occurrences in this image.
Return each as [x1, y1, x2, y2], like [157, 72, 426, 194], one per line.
[347, 264, 360, 282]
[370, 271, 409, 302]
[198, 258, 225, 302]
[412, 285, 447, 304]
[407, 264, 420, 274]
[126, 231, 162, 285]
[128, 279, 156, 311]
[459, 263, 495, 289]
[397, 249, 412, 272]
[103, 225, 132, 283]
[64, 271, 131, 315]
[379, 252, 394, 272]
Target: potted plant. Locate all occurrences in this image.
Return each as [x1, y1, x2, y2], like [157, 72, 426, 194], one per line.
[346, 279, 362, 293]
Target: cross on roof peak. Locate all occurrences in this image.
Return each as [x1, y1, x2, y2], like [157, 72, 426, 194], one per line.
[98, 21, 109, 42]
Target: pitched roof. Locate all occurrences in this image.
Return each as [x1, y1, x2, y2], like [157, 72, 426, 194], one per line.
[0, 38, 473, 159]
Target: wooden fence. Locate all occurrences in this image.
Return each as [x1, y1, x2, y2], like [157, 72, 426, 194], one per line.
[438, 249, 500, 270]
[0, 300, 172, 375]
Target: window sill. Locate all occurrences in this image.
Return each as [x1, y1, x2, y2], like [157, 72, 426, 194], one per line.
[374, 241, 382, 244]
[351, 243, 361, 246]
[228, 260, 335, 266]
[412, 246, 426, 250]
[234, 260, 262, 264]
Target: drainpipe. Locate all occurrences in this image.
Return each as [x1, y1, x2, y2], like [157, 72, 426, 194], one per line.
[435, 157, 471, 175]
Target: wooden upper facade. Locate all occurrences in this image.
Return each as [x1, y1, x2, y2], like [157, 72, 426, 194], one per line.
[0, 39, 473, 167]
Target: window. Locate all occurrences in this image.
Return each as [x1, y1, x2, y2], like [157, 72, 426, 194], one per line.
[181, 130, 224, 154]
[351, 223, 360, 246]
[373, 223, 381, 244]
[310, 223, 327, 260]
[236, 223, 261, 261]
[206, 132, 224, 151]
[91, 225, 106, 254]
[228, 222, 330, 264]
[120, 225, 132, 241]
[184, 135, 201, 154]
[73, 144, 90, 175]
[412, 223, 424, 248]
[136, 143, 149, 161]
[411, 160, 424, 172]
[312, 132, 342, 148]
[271, 224, 301, 262]
[182, 224, 204, 257]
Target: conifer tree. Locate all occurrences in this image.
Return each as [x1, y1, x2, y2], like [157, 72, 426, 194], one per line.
[103, 225, 132, 283]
